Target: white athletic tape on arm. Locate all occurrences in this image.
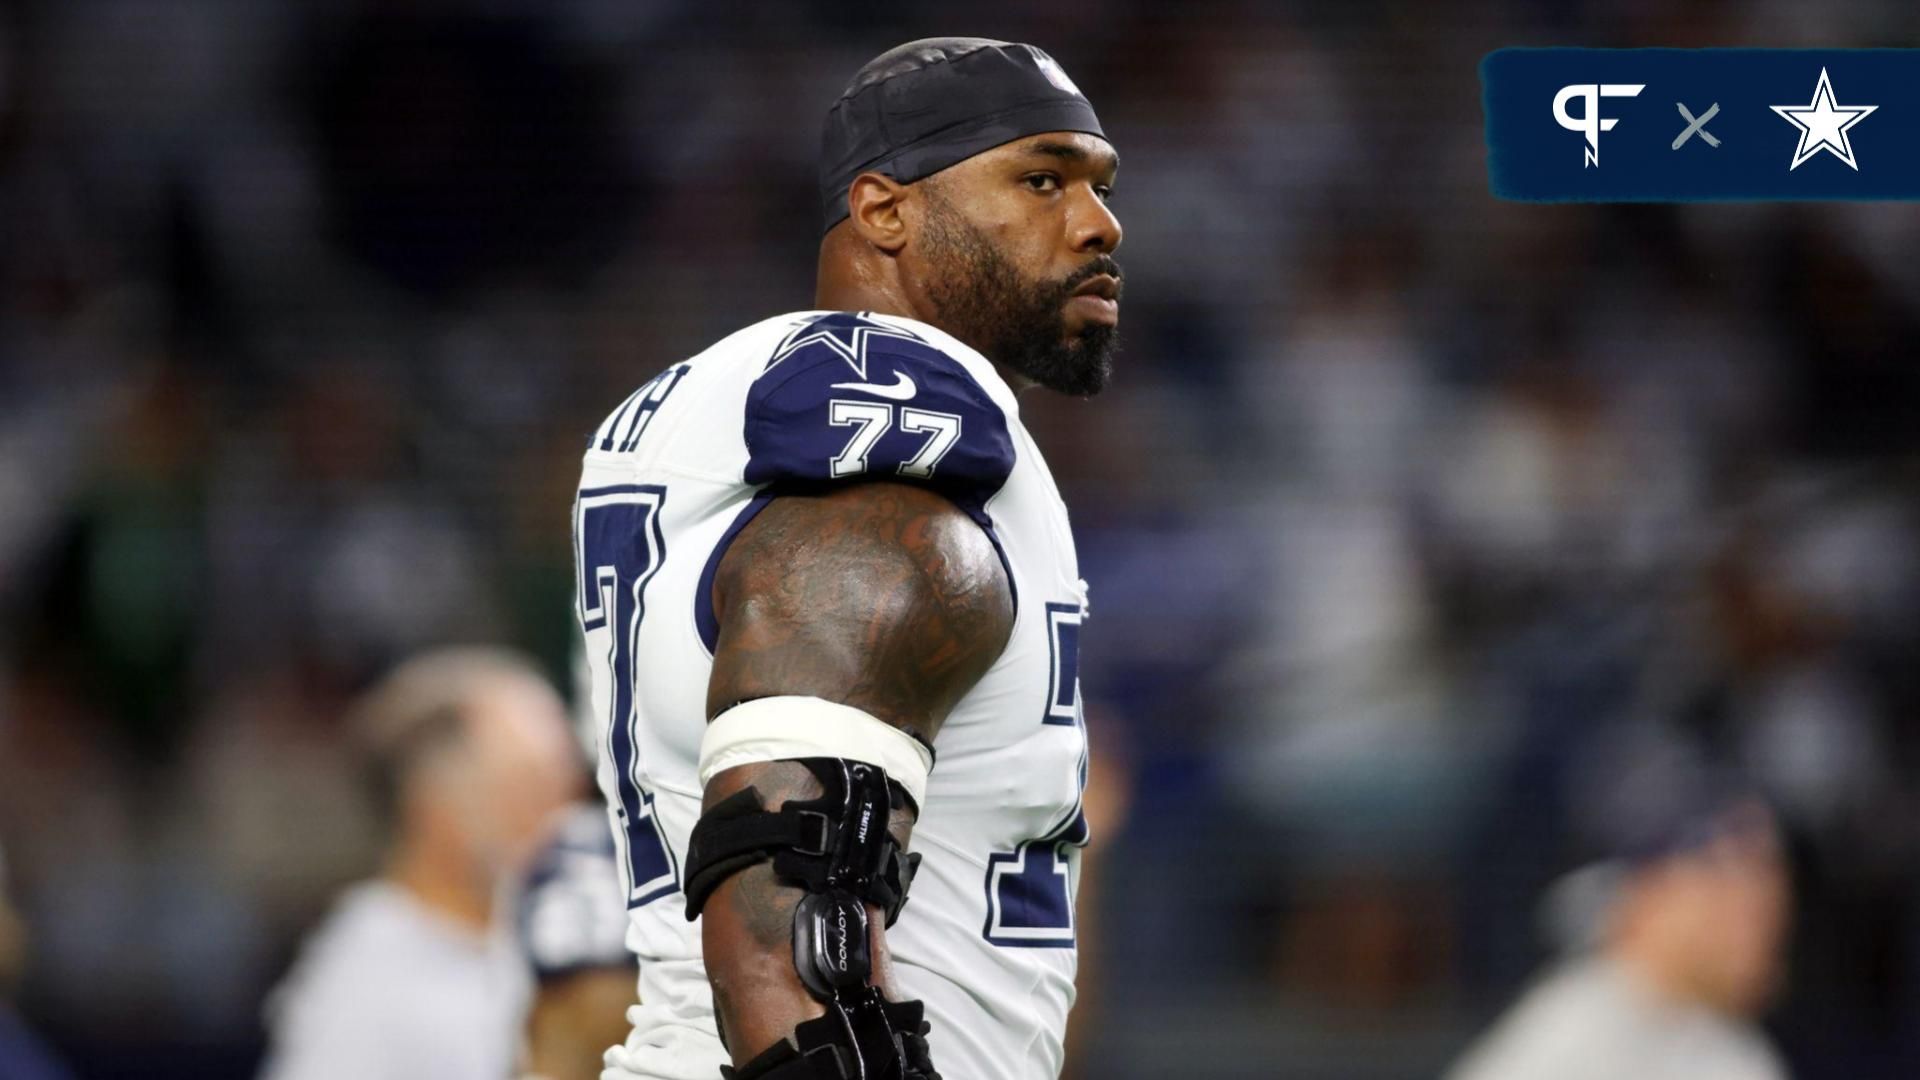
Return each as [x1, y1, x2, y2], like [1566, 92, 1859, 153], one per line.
[698, 696, 934, 809]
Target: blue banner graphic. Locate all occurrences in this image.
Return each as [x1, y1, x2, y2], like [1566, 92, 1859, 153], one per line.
[1483, 48, 1920, 201]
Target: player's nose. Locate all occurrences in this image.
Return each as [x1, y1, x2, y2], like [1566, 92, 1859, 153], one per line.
[1068, 187, 1122, 255]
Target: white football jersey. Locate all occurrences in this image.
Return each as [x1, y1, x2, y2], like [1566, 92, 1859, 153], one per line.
[573, 311, 1092, 1080]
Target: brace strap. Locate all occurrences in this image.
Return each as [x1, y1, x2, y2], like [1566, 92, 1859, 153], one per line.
[683, 758, 920, 927]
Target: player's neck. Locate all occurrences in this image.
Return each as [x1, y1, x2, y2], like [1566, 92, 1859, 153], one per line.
[816, 226, 1047, 395]
[384, 835, 495, 935]
[813, 240, 952, 355]
[814, 258, 921, 325]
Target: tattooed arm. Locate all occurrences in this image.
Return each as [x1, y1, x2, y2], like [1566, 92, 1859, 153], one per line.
[700, 481, 1013, 1065]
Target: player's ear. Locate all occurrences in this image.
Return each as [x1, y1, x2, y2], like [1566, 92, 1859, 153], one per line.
[847, 172, 909, 254]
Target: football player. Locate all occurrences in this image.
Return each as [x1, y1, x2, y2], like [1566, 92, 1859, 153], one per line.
[574, 37, 1122, 1080]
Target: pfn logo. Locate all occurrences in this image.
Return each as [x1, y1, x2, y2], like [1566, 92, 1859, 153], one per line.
[1553, 83, 1645, 166]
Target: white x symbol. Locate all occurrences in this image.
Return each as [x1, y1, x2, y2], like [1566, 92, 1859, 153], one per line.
[1673, 102, 1721, 149]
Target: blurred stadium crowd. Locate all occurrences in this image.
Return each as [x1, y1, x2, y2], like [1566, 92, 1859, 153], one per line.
[3, 1, 1920, 1077]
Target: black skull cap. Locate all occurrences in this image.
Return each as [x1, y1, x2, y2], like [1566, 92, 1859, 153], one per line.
[819, 37, 1106, 232]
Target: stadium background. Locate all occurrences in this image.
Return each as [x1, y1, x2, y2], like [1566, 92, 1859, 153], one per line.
[2, 1, 1918, 1076]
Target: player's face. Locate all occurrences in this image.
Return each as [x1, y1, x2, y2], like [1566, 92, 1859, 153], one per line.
[911, 133, 1123, 395]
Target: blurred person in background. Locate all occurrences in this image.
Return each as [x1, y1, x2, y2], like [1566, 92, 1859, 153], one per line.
[0, 845, 75, 1080]
[1447, 791, 1791, 1080]
[258, 648, 581, 1080]
[518, 803, 636, 1080]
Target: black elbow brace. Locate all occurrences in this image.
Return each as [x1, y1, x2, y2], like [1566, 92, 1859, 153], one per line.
[682, 757, 920, 928]
[685, 758, 937, 1080]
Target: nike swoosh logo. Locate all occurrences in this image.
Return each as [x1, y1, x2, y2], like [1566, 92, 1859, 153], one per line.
[829, 370, 918, 401]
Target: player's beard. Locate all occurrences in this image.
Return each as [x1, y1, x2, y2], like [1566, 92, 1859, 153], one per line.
[920, 191, 1120, 397]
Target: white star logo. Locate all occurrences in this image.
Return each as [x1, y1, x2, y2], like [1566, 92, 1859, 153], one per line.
[1771, 67, 1877, 171]
[766, 312, 924, 379]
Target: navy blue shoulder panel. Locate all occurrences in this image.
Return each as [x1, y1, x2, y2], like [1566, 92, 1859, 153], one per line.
[743, 313, 1015, 507]
[693, 314, 1018, 654]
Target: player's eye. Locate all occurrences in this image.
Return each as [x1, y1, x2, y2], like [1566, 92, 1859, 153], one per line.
[1094, 184, 1115, 202]
[1023, 173, 1061, 193]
